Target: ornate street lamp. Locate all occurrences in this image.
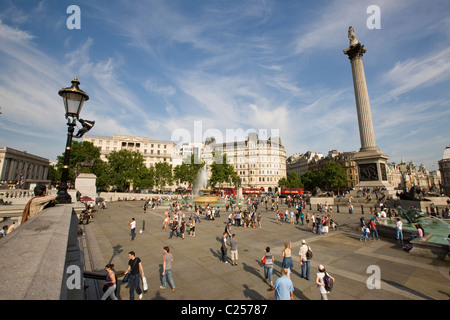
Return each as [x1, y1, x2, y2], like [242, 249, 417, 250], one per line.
[56, 77, 92, 204]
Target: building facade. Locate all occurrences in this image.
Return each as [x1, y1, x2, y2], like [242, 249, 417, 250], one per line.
[287, 150, 358, 188]
[287, 148, 441, 192]
[388, 160, 441, 192]
[202, 133, 287, 193]
[0, 147, 50, 189]
[83, 135, 183, 168]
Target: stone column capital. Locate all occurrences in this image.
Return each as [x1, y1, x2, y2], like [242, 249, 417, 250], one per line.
[343, 42, 366, 60]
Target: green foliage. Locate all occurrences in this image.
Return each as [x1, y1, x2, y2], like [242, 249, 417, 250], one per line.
[153, 161, 173, 190]
[301, 170, 325, 191]
[324, 162, 347, 191]
[301, 161, 347, 191]
[278, 172, 303, 189]
[107, 149, 147, 191]
[209, 152, 239, 188]
[173, 154, 205, 187]
[55, 140, 102, 182]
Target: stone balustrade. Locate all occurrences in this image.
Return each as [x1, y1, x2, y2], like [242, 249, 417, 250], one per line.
[0, 204, 84, 299]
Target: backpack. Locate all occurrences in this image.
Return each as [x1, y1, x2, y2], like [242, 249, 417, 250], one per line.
[306, 246, 313, 260]
[323, 272, 334, 292]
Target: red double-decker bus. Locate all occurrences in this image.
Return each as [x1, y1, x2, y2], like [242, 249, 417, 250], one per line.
[242, 187, 265, 196]
[280, 188, 303, 197]
[221, 187, 236, 196]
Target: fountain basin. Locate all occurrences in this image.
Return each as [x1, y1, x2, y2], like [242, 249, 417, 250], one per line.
[193, 196, 218, 205]
[193, 189, 218, 205]
[377, 218, 450, 261]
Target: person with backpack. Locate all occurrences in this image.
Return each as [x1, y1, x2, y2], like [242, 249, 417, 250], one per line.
[315, 264, 335, 300]
[298, 239, 312, 280]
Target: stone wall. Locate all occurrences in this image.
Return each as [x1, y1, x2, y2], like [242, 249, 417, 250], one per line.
[0, 205, 84, 299]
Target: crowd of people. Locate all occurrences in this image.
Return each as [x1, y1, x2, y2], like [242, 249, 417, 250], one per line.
[259, 240, 335, 300]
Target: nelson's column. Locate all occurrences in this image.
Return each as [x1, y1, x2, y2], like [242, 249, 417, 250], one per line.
[343, 26, 391, 189]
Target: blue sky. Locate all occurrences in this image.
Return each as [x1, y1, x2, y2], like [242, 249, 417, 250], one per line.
[0, 0, 449, 172]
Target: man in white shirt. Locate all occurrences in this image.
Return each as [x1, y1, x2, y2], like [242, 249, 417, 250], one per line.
[298, 239, 311, 280]
[129, 218, 136, 240]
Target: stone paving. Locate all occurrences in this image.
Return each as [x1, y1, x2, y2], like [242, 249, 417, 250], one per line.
[83, 200, 450, 301]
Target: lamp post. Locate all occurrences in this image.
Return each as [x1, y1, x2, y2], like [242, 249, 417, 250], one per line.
[56, 77, 89, 204]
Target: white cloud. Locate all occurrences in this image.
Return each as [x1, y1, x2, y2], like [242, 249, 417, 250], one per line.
[380, 46, 450, 101]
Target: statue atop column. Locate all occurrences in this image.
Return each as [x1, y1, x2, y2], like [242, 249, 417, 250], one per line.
[348, 26, 359, 46]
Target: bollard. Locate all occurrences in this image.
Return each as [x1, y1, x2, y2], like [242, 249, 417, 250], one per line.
[337, 204, 340, 213]
[361, 205, 364, 214]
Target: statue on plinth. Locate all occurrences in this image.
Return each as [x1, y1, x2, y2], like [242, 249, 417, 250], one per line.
[348, 26, 359, 46]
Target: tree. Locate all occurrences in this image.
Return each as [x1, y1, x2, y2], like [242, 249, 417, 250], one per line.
[173, 154, 205, 188]
[209, 152, 239, 189]
[107, 149, 146, 191]
[55, 140, 102, 183]
[324, 162, 347, 192]
[278, 172, 304, 189]
[301, 170, 326, 191]
[93, 159, 112, 191]
[153, 161, 173, 191]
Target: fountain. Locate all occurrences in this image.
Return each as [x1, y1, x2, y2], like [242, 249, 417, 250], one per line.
[376, 208, 450, 261]
[192, 166, 218, 206]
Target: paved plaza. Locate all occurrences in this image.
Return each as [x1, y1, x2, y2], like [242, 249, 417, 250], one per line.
[82, 200, 450, 301]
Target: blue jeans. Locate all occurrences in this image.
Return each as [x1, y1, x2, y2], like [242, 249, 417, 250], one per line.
[396, 229, 403, 242]
[316, 224, 322, 234]
[128, 274, 142, 300]
[264, 266, 273, 283]
[170, 228, 180, 238]
[161, 269, 175, 289]
[301, 260, 310, 280]
[371, 228, 379, 240]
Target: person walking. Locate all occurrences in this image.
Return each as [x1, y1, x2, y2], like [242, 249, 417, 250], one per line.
[281, 242, 294, 277]
[163, 212, 169, 231]
[230, 234, 238, 266]
[273, 268, 294, 300]
[189, 215, 196, 237]
[180, 218, 186, 240]
[298, 240, 311, 280]
[123, 251, 145, 300]
[160, 246, 176, 292]
[221, 232, 228, 263]
[169, 217, 180, 239]
[101, 263, 118, 300]
[315, 265, 335, 300]
[225, 222, 232, 243]
[128, 218, 136, 241]
[262, 247, 275, 291]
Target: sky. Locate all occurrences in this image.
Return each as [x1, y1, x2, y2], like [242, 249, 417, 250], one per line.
[0, 0, 449, 172]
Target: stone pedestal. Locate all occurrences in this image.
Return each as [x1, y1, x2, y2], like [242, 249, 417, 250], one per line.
[75, 173, 97, 200]
[354, 149, 391, 189]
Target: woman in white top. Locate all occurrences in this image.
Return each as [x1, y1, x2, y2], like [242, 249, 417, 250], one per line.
[395, 218, 403, 243]
[315, 264, 335, 300]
